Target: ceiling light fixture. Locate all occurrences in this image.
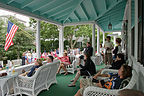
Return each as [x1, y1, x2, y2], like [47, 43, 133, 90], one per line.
[108, 22, 112, 30]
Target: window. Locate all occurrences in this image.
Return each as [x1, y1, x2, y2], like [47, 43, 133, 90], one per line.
[137, 0, 144, 65]
[131, 27, 135, 56]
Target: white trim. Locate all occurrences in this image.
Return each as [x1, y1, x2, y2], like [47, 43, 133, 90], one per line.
[134, 0, 138, 61]
[32, 0, 57, 12]
[128, 0, 132, 56]
[41, 0, 73, 15]
[105, 30, 122, 33]
[63, 21, 95, 26]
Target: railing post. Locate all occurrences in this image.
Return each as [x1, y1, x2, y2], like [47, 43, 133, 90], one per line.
[92, 24, 96, 56]
[36, 20, 41, 59]
[59, 26, 64, 57]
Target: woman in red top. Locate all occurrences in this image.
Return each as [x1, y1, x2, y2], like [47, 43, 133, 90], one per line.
[57, 52, 70, 75]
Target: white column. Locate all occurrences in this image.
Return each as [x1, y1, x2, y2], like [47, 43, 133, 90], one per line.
[92, 24, 96, 56]
[59, 26, 64, 57]
[97, 27, 100, 55]
[36, 20, 41, 59]
[128, 0, 132, 56]
[134, 0, 138, 61]
[113, 36, 116, 46]
[103, 31, 105, 46]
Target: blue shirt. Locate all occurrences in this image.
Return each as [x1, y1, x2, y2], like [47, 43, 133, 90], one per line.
[102, 73, 124, 89]
[27, 65, 40, 77]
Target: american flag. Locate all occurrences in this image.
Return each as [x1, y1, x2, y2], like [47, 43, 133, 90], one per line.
[4, 21, 19, 51]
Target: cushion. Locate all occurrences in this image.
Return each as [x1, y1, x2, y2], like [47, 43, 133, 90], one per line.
[119, 77, 131, 89]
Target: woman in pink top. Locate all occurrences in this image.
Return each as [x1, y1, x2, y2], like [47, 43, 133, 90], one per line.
[57, 52, 70, 75]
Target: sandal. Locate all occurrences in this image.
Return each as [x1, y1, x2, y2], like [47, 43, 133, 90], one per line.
[70, 79, 74, 82]
[68, 84, 76, 87]
[64, 72, 68, 76]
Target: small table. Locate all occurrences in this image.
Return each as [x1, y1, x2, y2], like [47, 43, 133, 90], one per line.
[0, 72, 18, 96]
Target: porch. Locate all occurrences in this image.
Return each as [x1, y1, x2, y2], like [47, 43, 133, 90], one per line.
[0, 0, 144, 95]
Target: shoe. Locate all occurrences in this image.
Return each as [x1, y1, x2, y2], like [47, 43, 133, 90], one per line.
[64, 72, 68, 76]
[68, 84, 76, 87]
[70, 79, 74, 82]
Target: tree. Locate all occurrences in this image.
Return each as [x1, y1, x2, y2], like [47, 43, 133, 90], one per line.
[29, 18, 111, 51]
[0, 16, 35, 60]
[29, 18, 59, 52]
[64, 25, 92, 49]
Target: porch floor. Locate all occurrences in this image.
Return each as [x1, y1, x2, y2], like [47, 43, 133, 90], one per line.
[38, 64, 105, 96]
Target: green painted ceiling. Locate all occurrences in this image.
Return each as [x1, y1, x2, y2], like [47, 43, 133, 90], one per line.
[0, 0, 129, 31]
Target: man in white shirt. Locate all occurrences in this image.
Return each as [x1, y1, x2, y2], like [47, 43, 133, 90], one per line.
[104, 36, 113, 65]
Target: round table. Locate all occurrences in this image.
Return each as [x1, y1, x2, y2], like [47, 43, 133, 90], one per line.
[0, 72, 18, 96]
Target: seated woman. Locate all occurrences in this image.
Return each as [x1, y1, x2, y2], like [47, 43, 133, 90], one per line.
[68, 53, 96, 87]
[57, 52, 70, 75]
[75, 65, 132, 96]
[21, 59, 43, 77]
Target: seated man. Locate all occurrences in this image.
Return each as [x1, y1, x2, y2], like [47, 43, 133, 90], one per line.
[47, 56, 54, 63]
[57, 52, 70, 75]
[21, 59, 43, 77]
[75, 65, 132, 96]
[109, 53, 125, 70]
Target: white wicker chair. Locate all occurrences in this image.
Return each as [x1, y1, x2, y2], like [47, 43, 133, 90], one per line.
[15, 61, 60, 96]
[60, 60, 76, 74]
[101, 69, 118, 74]
[96, 69, 118, 80]
[91, 56, 102, 66]
[83, 70, 138, 96]
[46, 60, 60, 88]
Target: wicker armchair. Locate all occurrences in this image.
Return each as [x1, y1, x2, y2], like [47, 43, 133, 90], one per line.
[91, 56, 102, 66]
[60, 60, 76, 74]
[15, 61, 60, 96]
[83, 70, 138, 96]
[46, 60, 60, 88]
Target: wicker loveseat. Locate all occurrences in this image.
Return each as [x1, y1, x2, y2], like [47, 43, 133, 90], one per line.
[15, 60, 60, 96]
[83, 69, 138, 96]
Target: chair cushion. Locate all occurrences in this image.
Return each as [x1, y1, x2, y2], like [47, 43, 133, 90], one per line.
[119, 77, 131, 89]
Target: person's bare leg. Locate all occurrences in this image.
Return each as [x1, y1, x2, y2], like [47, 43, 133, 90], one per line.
[80, 79, 83, 88]
[69, 71, 80, 86]
[75, 90, 82, 96]
[61, 64, 68, 75]
[57, 64, 62, 74]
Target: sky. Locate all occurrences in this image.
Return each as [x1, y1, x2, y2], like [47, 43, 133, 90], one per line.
[0, 9, 30, 27]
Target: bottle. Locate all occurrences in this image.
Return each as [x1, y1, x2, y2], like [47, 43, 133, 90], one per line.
[6, 64, 9, 75]
[11, 61, 15, 74]
[11, 66, 15, 74]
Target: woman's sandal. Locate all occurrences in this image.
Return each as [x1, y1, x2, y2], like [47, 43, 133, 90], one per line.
[68, 84, 76, 87]
[64, 72, 68, 75]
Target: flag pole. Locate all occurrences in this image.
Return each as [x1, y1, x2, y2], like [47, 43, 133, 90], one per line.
[18, 27, 35, 40]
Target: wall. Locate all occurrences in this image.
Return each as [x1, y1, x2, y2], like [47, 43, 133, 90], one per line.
[131, 56, 144, 93]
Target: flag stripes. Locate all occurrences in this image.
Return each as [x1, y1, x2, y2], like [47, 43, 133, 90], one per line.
[4, 21, 19, 51]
